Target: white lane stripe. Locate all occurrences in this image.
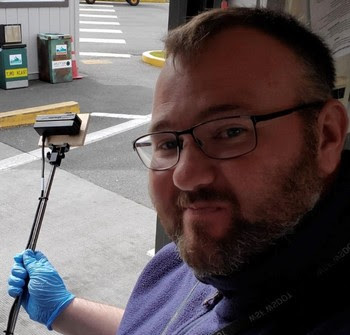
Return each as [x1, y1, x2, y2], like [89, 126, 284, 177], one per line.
[0, 116, 151, 171]
[79, 14, 118, 19]
[79, 8, 115, 12]
[80, 28, 122, 34]
[86, 116, 151, 145]
[0, 151, 41, 171]
[79, 4, 114, 7]
[80, 38, 126, 44]
[80, 52, 131, 58]
[80, 21, 120, 26]
[92, 113, 147, 119]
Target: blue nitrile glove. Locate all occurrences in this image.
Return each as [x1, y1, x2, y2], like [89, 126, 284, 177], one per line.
[8, 249, 75, 330]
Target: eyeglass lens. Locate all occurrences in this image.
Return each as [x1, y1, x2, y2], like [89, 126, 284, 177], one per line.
[134, 117, 257, 170]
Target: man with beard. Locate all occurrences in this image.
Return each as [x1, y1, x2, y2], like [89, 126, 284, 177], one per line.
[8, 7, 350, 335]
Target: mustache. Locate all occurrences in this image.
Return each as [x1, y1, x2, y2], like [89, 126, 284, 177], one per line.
[176, 187, 238, 209]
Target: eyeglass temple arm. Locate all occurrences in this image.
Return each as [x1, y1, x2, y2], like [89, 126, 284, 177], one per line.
[252, 101, 324, 124]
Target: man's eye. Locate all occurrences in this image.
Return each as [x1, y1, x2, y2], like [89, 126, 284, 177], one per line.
[156, 139, 177, 151]
[218, 127, 246, 139]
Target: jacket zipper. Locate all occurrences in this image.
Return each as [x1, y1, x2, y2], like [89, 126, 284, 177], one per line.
[160, 282, 200, 335]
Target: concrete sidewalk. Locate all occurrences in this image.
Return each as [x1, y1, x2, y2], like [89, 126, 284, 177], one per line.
[0, 142, 156, 335]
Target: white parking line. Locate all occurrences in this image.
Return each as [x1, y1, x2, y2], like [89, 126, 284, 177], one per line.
[91, 113, 148, 119]
[80, 52, 131, 58]
[80, 28, 122, 34]
[0, 151, 40, 171]
[79, 8, 116, 12]
[80, 14, 118, 19]
[80, 38, 126, 44]
[0, 116, 151, 171]
[86, 116, 151, 145]
[80, 21, 120, 26]
[79, 4, 114, 8]
[147, 249, 155, 258]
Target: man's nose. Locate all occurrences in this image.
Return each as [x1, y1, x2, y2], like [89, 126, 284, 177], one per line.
[172, 137, 216, 191]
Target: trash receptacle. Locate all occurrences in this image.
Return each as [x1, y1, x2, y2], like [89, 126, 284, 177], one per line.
[37, 33, 72, 84]
[0, 44, 28, 89]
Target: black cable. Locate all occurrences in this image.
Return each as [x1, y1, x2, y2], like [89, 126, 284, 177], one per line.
[41, 136, 46, 198]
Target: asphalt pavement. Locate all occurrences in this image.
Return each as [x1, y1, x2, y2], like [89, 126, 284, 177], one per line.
[0, 2, 168, 334]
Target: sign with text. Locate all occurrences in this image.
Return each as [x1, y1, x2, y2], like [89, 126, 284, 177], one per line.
[52, 59, 71, 69]
[5, 67, 28, 78]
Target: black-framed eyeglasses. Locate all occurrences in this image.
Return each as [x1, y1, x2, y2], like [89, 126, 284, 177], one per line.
[132, 101, 324, 171]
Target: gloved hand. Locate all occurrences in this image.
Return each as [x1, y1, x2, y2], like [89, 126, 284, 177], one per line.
[8, 249, 75, 330]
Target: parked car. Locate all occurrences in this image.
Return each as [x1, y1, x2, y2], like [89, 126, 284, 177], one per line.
[85, 0, 140, 5]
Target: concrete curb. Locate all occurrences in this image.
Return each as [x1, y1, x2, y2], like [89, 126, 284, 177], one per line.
[142, 50, 165, 68]
[0, 101, 80, 128]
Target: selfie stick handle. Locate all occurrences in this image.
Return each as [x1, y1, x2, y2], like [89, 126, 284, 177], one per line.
[4, 144, 69, 335]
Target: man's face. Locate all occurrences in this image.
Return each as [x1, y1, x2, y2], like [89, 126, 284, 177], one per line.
[149, 28, 324, 278]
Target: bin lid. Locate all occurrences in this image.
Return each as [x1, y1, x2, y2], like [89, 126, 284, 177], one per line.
[38, 33, 71, 40]
[1, 43, 26, 49]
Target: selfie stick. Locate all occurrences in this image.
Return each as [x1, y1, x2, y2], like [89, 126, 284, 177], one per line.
[4, 144, 70, 335]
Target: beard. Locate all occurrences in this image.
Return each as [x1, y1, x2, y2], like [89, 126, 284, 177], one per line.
[153, 130, 325, 278]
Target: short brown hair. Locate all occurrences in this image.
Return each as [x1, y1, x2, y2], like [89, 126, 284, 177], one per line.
[164, 7, 335, 102]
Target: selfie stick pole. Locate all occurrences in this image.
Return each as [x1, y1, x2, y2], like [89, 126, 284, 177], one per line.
[4, 144, 70, 335]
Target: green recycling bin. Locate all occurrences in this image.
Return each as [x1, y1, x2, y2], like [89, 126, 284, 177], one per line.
[0, 44, 28, 89]
[37, 33, 72, 84]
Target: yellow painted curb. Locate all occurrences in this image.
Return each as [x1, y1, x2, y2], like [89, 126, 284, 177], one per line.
[142, 50, 165, 68]
[0, 101, 80, 129]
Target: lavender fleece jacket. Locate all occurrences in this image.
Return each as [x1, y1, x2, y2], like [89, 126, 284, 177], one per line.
[118, 151, 350, 335]
[118, 243, 231, 335]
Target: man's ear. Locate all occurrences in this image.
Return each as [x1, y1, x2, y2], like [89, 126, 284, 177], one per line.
[316, 99, 349, 176]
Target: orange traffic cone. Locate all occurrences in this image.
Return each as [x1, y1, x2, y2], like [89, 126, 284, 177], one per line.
[221, 0, 228, 9]
[71, 37, 83, 80]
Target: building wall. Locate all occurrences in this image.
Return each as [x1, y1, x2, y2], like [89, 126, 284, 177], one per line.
[0, 0, 79, 79]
